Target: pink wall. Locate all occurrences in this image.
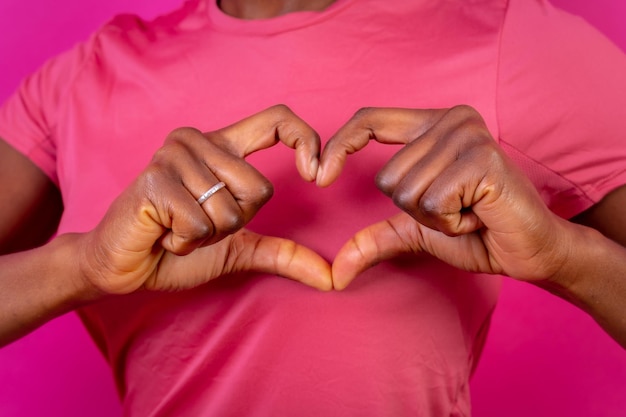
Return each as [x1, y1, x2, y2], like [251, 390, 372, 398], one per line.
[0, 1, 624, 416]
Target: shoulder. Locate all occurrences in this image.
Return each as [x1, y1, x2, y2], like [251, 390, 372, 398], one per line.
[91, 0, 209, 55]
[495, 0, 626, 217]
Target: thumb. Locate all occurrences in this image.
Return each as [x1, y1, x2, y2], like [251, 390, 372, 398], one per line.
[228, 229, 333, 291]
[332, 213, 423, 290]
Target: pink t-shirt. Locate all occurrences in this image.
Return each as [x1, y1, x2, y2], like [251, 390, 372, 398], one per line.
[1, 0, 626, 415]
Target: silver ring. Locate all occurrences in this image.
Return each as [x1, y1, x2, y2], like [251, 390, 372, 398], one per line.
[197, 181, 226, 205]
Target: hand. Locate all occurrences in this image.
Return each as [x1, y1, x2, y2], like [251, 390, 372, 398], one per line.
[78, 105, 332, 294]
[318, 106, 574, 290]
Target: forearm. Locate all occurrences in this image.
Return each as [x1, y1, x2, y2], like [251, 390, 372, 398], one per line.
[0, 233, 104, 347]
[544, 222, 626, 348]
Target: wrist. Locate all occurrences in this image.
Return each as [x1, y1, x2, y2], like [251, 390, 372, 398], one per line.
[0, 233, 107, 346]
[541, 221, 617, 312]
[543, 222, 626, 347]
[42, 233, 108, 308]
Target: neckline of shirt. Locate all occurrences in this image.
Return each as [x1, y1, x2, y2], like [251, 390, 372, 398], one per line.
[206, 0, 357, 35]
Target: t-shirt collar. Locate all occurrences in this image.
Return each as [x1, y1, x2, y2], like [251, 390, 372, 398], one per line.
[206, 0, 355, 35]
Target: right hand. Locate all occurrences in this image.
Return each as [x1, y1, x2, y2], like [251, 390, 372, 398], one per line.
[317, 106, 573, 290]
[77, 105, 332, 295]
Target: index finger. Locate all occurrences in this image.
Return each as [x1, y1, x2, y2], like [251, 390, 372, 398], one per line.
[317, 107, 448, 187]
[211, 104, 321, 182]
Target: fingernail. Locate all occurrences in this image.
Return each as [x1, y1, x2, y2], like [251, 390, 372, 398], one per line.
[316, 167, 325, 187]
[309, 158, 319, 181]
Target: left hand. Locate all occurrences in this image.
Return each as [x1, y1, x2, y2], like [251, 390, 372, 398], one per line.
[78, 105, 332, 294]
[317, 105, 575, 290]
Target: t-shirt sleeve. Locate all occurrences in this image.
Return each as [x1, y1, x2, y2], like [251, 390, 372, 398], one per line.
[0, 39, 94, 187]
[496, 0, 626, 219]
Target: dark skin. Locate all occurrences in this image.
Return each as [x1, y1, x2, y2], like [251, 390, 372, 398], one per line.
[0, 139, 63, 254]
[218, 0, 336, 19]
[317, 106, 626, 347]
[0, 105, 332, 345]
[1, 1, 625, 348]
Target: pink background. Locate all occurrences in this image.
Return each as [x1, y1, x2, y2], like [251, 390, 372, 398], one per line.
[0, 1, 625, 416]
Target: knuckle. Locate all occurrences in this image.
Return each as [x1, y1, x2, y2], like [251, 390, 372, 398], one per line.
[191, 218, 214, 240]
[418, 195, 442, 218]
[350, 107, 378, 130]
[464, 140, 504, 165]
[168, 229, 211, 257]
[392, 188, 418, 211]
[266, 105, 312, 146]
[176, 215, 214, 243]
[375, 172, 395, 196]
[267, 104, 294, 120]
[449, 104, 479, 119]
[151, 140, 190, 167]
[149, 145, 170, 164]
[352, 107, 376, 122]
[165, 126, 202, 144]
[484, 146, 508, 170]
[219, 212, 245, 234]
[442, 107, 494, 151]
[281, 125, 309, 146]
[447, 105, 485, 133]
[349, 107, 380, 138]
[256, 179, 275, 203]
[236, 178, 274, 212]
[139, 163, 168, 192]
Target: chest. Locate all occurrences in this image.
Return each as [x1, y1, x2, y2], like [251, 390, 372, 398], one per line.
[53, 21, 502, 235]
